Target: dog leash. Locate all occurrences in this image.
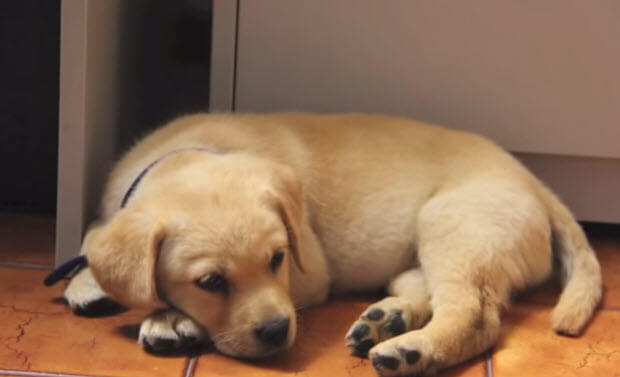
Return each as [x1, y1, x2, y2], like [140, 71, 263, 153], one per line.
[44, 147, 216, 286]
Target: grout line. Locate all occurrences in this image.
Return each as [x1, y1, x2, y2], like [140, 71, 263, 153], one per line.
[0, 369, 114, 377]
[517, 300, 620, 313]
[182, 357, 198, 377]
[601, 306, 620, 312]
[484, 350, 494, 377]
[0, 262, 52, 270]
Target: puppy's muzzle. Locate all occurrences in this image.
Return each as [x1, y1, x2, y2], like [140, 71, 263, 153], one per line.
[254, 316, 290, 349]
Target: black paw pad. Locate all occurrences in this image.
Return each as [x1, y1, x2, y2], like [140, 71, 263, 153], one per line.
[386, 311, 406, 335]
[555, 329, 578, 338]
[144, 335, 213, 356]
[372, 355, 400, 371]
[352, 324, 370, 341]
[144, 337, 179, 353]
[181, 335, 214, 356]
[179, 334, 202, 348]
[353, 338, 375, 357]
[403, 349, 421, 364]
[73, 298, 126, 317]
[365, 308, 385, 321]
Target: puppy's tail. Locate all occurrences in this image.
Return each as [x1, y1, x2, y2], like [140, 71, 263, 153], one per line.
[537, 183, 602, 336]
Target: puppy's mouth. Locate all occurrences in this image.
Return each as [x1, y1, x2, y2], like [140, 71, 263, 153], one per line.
[256, 341, 293, 358]
[213, 336, 294, 360]
[234, 345, 286, 360]
[212, 324, 295, 359]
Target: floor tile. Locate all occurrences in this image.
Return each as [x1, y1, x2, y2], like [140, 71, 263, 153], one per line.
[493, 304, 620, 377]
[193, 299, 485, 377]
[517, 238, 620, 309]
[0, 267, 188, 377]
[0, 212, 55, 267]
[440, 356, 487, 377]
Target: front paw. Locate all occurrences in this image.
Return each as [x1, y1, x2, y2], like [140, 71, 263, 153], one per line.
[139, 309, 211, 354]
[64, 267, 125, 317]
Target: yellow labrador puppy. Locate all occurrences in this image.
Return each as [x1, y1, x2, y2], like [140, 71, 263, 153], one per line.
[64, 113, 601, 376]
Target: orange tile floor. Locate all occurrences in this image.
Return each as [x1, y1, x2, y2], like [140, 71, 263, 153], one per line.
[0, 213, 618, 377]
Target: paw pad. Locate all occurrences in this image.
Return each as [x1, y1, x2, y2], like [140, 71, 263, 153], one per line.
[353, 339, 375, 356]
[372, 354, 400, 371]
[401, 348, 421, 364]
[72, 297, 126, 317]
[364, 308, 385, 321]
[144, 337, 179, 353]
[346, 298, 417, 358]
[385, 310, 406, 336]
[352, 324, 370, 340]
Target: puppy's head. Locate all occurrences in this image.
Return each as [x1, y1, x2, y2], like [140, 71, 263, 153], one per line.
[84, 152, 306, 358]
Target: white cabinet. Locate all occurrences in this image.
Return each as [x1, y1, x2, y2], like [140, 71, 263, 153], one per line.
[211, 0, 620, 223]
[57, 0, 122, 265]
[224, 0, 620, 159]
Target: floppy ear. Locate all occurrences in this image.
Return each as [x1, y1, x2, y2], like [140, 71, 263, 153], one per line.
[81, 209, 166, 308]
[270, 164, 308, 273]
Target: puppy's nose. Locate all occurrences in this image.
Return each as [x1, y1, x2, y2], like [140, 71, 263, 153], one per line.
[255, 317, 290, 348]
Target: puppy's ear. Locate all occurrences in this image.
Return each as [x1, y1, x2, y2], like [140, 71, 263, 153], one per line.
[270, 164, 307, 273]
[81, 210, 165, 308]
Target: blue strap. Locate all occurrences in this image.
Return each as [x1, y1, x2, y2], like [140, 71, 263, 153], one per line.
[43, 255, 88, 286]
[120, 147, 215, 208]
[120, 158, 162, 208]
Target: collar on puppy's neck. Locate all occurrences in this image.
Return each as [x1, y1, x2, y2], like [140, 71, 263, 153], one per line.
[120, 147, 216, 208]
[43, 147, 217, 287]
[43, 255, 88, 286]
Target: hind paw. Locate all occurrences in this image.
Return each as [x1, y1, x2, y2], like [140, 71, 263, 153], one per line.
[345, 297, 429, 357]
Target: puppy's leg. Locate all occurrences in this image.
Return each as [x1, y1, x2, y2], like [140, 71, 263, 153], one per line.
[64, 267, 124, 316]
[345, 269, 432, 356]
[140, 308, 210, 353]
[387, 268, 432, 325]
[368, 180, 552, 376]
[369, 281, 502, 376]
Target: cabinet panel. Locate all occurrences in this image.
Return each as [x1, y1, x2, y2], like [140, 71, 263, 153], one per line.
[516, 154, 620, 223]
[235, 0, 620, 158]
[57, 0, 121, 265]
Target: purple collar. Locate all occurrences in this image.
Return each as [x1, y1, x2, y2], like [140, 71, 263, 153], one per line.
[120, 147, 215, 208]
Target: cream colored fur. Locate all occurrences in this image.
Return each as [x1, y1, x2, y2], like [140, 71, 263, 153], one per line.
[65, 113, 601, 376]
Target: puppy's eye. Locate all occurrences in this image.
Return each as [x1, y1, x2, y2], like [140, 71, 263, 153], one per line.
[196, 273, 227, 293]
[270, 250, 285, 273]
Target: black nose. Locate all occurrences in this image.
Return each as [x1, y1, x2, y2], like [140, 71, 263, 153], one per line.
[255, 317, 290, 348]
